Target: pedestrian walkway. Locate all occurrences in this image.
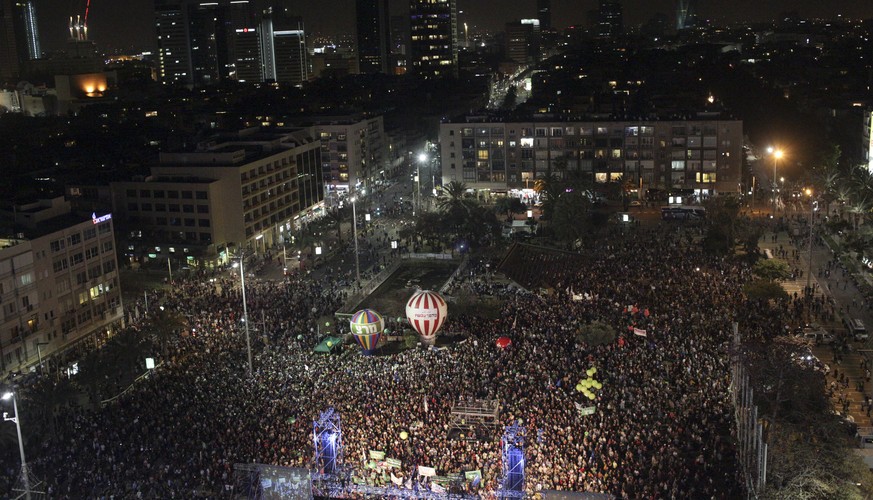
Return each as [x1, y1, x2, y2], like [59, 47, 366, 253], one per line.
[759, 227, 873, 428]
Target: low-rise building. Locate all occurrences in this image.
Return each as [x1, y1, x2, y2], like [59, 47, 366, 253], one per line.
[0, 197, 122, 376]
[110, 127, 324, 267]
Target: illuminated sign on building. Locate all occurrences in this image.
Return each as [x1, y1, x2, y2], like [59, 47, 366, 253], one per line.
[91, 212, 112, 224]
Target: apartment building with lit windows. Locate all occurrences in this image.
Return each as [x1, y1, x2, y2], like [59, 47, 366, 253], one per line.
[0, 197, 122, 376]
[438, 118, 742, 197]
[307, 115, 388, 199]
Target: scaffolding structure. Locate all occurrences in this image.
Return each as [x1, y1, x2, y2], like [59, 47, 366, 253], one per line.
[499, 422, 526, 498]
[312, 407, 343, 479]
[447, 398, 500, 441]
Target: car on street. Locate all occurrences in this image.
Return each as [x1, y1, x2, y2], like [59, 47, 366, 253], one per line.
[844, 317, 868, 341]
[796, 324, 835, 345]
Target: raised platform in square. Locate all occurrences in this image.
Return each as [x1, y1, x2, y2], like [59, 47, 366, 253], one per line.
[447, 398, 500, 441]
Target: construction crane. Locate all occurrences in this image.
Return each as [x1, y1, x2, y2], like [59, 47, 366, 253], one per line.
[68, 0, 92, 40]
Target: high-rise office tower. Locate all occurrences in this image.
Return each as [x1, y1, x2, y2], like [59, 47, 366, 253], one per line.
[259, 6, 307, 86]
[596, 0, 623, 39]
[676, 0, 697, 30]
[272, 14, 307, 86]
[536, 0, 551, 31]
[409, 0, 457, 78]
[260, 7, 276, 81]
[226, 0, 261, 82]
[505, 20, 539, 64]
[154, 0, 192, 85]
[356, 0, 390, 74]
[389, 14, 409, 74]
[0, 0, 40, 80]
[187, 1, 224, 85]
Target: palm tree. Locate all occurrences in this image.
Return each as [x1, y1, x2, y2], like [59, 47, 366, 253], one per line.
[493, 197, 526, 220]
[835, 184, 853, 221]
[533, 175, 561, 221]
[435, 181, 473, 214]
[848, 196, 871, 232]
[324, 206, 350, 244]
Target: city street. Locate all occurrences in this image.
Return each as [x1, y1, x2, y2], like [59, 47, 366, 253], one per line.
[758, 213, 873, 432]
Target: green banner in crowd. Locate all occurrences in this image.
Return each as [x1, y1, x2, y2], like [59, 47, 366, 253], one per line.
[465, 470, 482, 481]
[369, 450, 385, 460]
[578, 405, 596, 416]
[385, 458, 402, 469]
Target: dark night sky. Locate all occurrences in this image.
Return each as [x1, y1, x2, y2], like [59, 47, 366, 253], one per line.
[33, 0, 873, 53]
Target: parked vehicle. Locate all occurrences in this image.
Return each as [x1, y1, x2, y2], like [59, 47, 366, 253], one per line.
[844, 317, 868, 341]
[796, 324, 835, 345]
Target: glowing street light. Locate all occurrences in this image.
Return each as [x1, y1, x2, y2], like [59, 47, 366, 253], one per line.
[415, 153, 427, 213]
[3, 389, 35, 499]
[231, 254, 253, 377]
[350, 195, 361, 286]
[769, 147, 784, 214]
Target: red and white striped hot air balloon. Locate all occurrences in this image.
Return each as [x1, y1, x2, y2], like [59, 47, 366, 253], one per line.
[405, 290, 447, 345]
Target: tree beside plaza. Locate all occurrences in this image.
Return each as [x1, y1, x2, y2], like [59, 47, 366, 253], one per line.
[493, 196, 526, 220]
[436, 181, 475, 214]
[703, 196, 744, 254]
[550, 188, 592, 247]
[813, 145, 842, 217]
[324, 205, 351, 244]
[736, 335, 873, 498]
[743, 279, 790, 304]
[752, 259, 792, 282]
[414, 212, 446, 250]
[764, 417, 873, 500]
[575, 320, 617, 347]
[434, 182, 500, 248]
[533, 171, 594, 246]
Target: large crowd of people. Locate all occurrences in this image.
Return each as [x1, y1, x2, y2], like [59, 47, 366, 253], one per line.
[1, 221, 789, 498]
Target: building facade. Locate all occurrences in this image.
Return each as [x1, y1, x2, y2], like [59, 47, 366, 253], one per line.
[505, 20, 539, 64]
[536, 0, 551, 30]
[597, 0, 623, 39]
[111, 127, 324, 266]
[309, 115, 388, 199]
[409, 0, 457, 78]
[155, 0, 308, 86]
[356, 0, 390, 74]
[0, 198, 122, 377]
[439, 118, 743, 197]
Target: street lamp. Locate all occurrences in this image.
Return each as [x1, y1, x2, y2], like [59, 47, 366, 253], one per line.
[417, 152, 427, 214]
[350, 195, 361, 286]
[36, 342, 49, 373]
[769, 147, 783, 215]
[3, 390, 33, 499]
[805, 188, 815, 294]
[231, 255, 253, 377]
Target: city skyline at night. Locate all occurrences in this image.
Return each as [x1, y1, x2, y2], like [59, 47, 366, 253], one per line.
[29, 0, 873, 53]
